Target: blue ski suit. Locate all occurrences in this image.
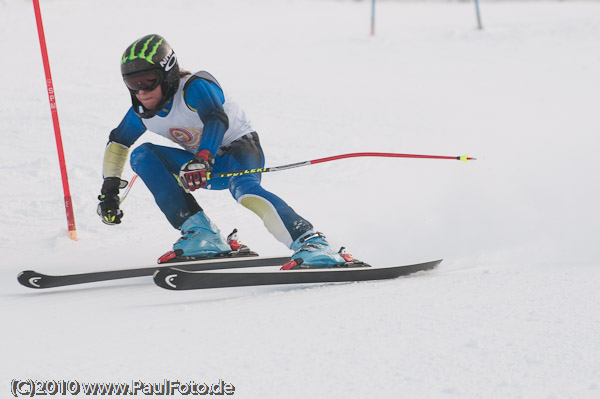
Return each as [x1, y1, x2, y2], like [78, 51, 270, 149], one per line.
[104, 71, 312, 248]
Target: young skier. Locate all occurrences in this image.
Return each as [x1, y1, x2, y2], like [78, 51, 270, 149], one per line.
[97, 34, 349, 268]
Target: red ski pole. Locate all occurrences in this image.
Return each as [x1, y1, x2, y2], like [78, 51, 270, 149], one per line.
[208, 152, 476, 180]
[33, 0, 77, 240]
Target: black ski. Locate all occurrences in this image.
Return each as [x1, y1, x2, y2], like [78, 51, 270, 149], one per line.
[17, 256, 291, 289]
[153, 259, 442, 290]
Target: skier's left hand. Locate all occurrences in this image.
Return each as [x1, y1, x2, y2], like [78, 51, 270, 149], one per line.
[180, 149, 214, 192]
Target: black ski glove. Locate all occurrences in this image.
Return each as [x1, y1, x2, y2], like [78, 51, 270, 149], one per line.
[97, 177, 127, 225]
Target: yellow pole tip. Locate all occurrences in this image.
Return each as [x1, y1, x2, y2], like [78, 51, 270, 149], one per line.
[459, 155, 469, 163]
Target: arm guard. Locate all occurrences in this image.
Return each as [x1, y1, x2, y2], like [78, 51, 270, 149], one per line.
[103, 141, 130, 178]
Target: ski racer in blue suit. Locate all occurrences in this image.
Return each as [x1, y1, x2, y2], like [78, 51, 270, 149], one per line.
[98, 34, 349, 268]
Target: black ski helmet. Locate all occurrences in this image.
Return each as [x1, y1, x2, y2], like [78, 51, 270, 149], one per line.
[121, 34, 180, 118]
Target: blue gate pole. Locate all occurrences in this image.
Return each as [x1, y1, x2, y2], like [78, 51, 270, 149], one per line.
[474, 0, 483, 30]
[370, 0, 376, 36]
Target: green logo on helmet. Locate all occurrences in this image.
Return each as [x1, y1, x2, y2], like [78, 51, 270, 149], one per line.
[121, 36, 163, 65]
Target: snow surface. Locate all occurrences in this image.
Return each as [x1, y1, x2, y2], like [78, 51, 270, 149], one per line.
[1, 0, 600, 398]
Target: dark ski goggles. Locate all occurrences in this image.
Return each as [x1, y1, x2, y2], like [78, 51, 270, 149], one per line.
[123, 71, 162, 93]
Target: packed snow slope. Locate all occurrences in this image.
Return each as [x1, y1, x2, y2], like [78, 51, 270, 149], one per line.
[1, 0, 599, 398]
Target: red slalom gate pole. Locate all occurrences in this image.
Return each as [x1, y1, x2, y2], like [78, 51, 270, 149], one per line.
[209, 152, 476, 180]
[32, 0, 77, 240]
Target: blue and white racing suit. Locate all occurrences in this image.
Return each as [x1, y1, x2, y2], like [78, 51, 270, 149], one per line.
[104, 71, 312, 248]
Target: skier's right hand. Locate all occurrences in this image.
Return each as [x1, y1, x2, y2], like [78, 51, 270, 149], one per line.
[97, 177, 126, 225]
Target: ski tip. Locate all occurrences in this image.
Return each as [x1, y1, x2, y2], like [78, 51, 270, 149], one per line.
[153, 268, 180, 290]
[17, 270, 44, 289]
[428, 259, 443, 270]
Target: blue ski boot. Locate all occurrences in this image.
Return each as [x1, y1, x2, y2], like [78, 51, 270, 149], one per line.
[283, 231, 348, 269]
[158, 212, 231, 263]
